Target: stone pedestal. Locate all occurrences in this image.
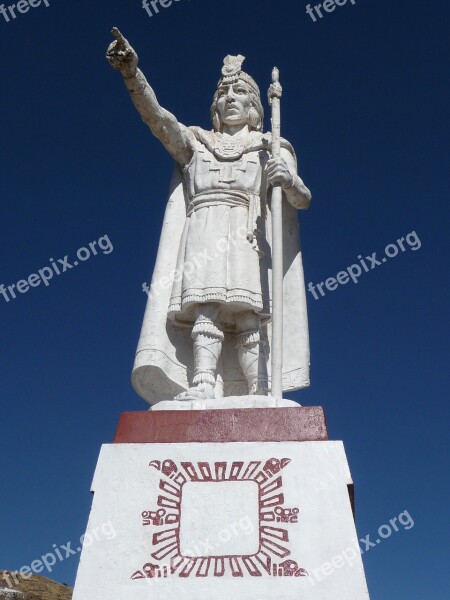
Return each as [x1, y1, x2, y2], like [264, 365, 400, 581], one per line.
[73, 408, 370, 599]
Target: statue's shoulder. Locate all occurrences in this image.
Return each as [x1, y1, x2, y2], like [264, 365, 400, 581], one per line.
[188, 126, 215, 148]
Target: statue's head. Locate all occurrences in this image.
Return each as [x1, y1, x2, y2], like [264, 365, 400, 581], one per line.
[210, 55, 264, 132]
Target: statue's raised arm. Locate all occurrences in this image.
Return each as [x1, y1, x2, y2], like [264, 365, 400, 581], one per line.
[106, 28, 195, 166]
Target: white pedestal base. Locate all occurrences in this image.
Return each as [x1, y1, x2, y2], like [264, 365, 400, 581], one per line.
[73, 441, 370, 599]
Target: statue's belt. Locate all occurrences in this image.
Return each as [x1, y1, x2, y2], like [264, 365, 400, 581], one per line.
[186, 190, 260, 243]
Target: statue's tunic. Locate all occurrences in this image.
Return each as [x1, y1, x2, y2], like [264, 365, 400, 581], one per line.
[168, 128, 271, 324]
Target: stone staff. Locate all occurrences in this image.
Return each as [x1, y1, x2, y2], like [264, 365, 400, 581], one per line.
[268, 67, 284, 399]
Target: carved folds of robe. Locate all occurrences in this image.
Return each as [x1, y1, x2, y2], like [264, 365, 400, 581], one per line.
[132, 128, 310, 404]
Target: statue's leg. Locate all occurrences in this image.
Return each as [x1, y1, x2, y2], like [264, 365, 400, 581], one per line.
[236, 311, 269, 396]
[175, 303, 223, 401]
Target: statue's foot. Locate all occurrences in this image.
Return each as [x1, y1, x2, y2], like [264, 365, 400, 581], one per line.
[175, 383, 215, 401]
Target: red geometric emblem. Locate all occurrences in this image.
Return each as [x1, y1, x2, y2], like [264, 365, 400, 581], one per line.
[131, 457, 308, 580]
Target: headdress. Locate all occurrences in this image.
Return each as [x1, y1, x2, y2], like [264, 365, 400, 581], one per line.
[217, 55, 261, 98]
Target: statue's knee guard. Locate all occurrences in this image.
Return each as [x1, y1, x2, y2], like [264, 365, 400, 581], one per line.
[191, 312, 223, 386]
[236, 329, 269, 395]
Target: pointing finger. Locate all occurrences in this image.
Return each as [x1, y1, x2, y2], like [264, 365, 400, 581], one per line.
[111, 27, 126, 43]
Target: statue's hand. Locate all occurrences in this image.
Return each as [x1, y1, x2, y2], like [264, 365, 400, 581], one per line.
[106, 28, 138, 78]
[266, 157, 294, 189]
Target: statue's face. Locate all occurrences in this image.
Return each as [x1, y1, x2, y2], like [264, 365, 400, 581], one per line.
[216, 80, 252, 127]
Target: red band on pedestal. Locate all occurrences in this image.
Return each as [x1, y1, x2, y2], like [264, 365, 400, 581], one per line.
[113, 407, 328, 444]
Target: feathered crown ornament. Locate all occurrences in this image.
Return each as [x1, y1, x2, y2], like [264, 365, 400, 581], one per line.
[217, 55, 261, 98]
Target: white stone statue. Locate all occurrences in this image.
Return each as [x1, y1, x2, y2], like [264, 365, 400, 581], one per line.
[107, 29, 312, 405]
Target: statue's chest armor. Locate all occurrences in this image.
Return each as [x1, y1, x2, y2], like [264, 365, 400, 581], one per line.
[188, 145, 264, 195]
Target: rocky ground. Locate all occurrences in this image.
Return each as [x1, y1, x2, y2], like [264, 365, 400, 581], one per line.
[0, 572, 72, 599]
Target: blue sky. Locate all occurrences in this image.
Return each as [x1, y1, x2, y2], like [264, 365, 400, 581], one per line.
[0, 0, 448, 596]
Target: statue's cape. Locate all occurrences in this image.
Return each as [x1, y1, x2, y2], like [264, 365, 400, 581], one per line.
[132, 134, 310, 404]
